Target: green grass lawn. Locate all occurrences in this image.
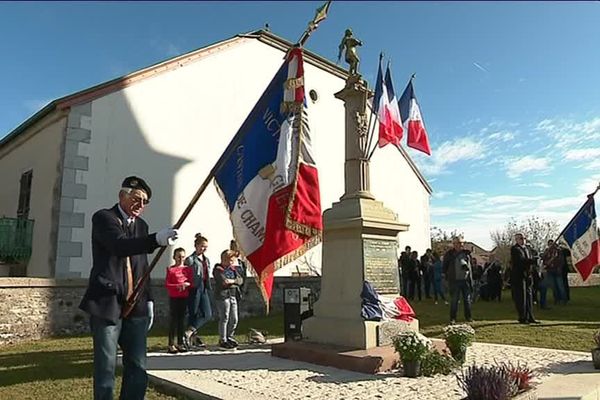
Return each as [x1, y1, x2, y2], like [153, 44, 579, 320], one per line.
[0, 314, 283, 400]
[413, 286, 600, 352]
[0, 286, 599, 399]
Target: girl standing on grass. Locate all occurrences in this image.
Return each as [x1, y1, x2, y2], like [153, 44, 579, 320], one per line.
[165, 247, 193, 354]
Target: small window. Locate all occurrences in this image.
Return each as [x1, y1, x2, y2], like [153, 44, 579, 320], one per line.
[309, 89, 319, 103]
[17, 170, 33, 219]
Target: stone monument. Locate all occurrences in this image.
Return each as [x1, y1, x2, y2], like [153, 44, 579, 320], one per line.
[302, 31, 418, 349]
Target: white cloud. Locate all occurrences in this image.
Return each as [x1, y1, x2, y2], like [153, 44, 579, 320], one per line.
[430, 206, 469, 217]
[419, 137, 487, 175]
[488, 131, 515, 142]
[433, 191, 453, 199]
[519, 182, 551, 188]
[577, 174, 600, 195]
[460, 192, 486, 198]
[537, 197, 583, 209]
[505, 156, 552, 178]
[536, 117, 600, 149]
[583, 159, 600, 171]
[485, 194, 545, 205]
[564, 148, 600, 160]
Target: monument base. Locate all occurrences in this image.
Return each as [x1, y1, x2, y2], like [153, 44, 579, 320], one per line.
[271, 340, 399, 375]
[302, 316, 419, 349]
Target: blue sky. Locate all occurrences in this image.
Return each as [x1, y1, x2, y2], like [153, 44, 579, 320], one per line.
[2, 1, 599, 249]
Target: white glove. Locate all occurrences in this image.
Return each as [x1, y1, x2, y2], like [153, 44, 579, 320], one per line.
[147, 301, 154, 331]
[156, 227, 178, 246]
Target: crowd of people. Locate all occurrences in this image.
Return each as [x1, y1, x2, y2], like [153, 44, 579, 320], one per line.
[398, 235, 572, 324]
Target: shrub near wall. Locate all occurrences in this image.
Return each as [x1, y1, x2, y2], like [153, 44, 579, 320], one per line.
[0, 276, 320, 345]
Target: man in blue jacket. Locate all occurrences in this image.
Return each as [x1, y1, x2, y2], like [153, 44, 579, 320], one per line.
[80, 176, 178, 400]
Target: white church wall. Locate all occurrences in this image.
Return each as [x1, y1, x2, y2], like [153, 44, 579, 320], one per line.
[63, 37, 430, 278]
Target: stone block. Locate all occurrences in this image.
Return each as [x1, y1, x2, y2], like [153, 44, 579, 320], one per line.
[377, 319, 420, 347]
[64, 139, 80, 157]
[59, 212, 85, 228]
[61, 182, 86, 199]
[60, 198, 74, 212]
[57, 241, 82, 257]
[57, 227, 72, 242]
[66, 128, 91, 143]
[64, 155, 89, 170]
[72, 102, 91, 116]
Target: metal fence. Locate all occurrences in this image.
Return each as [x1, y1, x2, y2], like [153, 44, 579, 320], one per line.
[0, 217, 34, 262]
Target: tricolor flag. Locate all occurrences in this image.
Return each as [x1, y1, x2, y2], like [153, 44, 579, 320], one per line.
[373, 58, 403, 148]
[399, 79, 432, 156]
[214, 48, 322, 308]
[557, 197, 600, 282]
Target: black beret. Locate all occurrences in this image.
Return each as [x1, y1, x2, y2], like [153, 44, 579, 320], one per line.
[121, 176, 152, 199]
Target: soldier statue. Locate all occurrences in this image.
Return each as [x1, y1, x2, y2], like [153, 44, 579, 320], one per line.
[337, 29, 362, 76]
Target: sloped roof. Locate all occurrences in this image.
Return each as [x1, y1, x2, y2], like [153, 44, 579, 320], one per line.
[0, 29, 431, 194]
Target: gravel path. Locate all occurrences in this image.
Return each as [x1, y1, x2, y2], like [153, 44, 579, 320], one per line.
[147, 342, 592, 400]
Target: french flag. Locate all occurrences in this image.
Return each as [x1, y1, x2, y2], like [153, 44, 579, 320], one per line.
[558, 197, 600, 282]
[373, 58, 403, 148]
[214, 48, 322, 307]
[399, 79, 431, 156]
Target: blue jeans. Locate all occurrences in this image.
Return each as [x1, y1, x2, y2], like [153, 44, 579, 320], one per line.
[216, 296, 239, 342]
[90, 315, 149, 400]
[449, 280, 472, 321]
[433, 279, 446, 301]
[540, 271, 566, 307]
[187, 288, 213, 332]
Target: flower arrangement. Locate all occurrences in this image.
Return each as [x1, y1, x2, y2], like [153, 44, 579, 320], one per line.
[420, 350, 458, 377]
[443, 324, 475, 363]
[392, 331, 432, 362]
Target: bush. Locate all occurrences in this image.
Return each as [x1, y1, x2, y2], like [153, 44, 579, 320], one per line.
[458, 365, 518, 400]
[392, 331, 432, 362]
[420, 350, 458, 377]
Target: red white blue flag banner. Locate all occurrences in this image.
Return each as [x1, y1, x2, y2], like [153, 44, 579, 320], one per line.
[558, 197, 600, 282]
[214, 48, 322, 308]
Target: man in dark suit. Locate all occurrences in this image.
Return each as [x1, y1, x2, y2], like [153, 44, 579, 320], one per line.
[80, 176, 179, 400]
[510, 233, 539, 324]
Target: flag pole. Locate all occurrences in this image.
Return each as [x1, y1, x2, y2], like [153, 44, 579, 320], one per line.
[297, 1, 332, 47]
[554, 182, 600, 243]
[121, 121, 252, 318]
[122, 2, 333, 319]
[364, 52, 384, 158]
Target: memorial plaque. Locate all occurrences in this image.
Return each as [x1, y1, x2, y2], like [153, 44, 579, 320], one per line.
[363, 238, 399, 294]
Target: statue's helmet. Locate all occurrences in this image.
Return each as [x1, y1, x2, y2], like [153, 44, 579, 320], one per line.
[345, 28, 352, 36]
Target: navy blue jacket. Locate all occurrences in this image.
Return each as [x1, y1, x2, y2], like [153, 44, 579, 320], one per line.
[79, 204, 159, 324]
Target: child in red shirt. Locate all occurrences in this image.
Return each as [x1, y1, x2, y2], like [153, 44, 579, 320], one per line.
[165, 247, 193, 353]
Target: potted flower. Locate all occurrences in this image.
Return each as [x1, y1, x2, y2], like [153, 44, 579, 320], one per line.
[392, 331, 432, 377]
[592, 329, 600, 369]
[443, 324, 475, 364]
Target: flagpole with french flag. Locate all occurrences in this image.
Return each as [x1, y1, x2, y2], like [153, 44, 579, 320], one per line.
[367, 57, 404, 159]
[399, 75, 432, 156]
[557, 183, 600, 282]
